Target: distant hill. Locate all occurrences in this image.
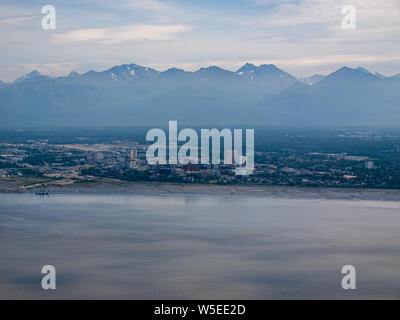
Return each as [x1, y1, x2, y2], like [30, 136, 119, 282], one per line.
[0, 64, 399, 126]
[298, 74, 325, 86]
[14, 70, 51, 84]
[257, 66, 400, 125]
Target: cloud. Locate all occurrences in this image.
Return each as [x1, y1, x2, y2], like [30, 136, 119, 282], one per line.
[1, 0, 400, 81]
[254, 54, 400, 68]
[244, 0, 400, 28]
[127, 0, 168, 11]
[53, 24, 193, 44]
[238, 0, 400, 49]
[250, 0, 292, 5]
[0, 15, 33, 25]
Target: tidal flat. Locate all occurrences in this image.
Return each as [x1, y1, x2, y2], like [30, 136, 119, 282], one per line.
[1, 185, 400, 299]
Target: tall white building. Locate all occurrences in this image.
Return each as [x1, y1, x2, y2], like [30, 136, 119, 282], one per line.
[364, 160, 375, 170]
[129, 149, 137, 160]
[127, 149, 138, 169]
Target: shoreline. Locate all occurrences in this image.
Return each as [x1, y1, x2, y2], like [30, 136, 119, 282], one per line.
[2, 177, 400, 201]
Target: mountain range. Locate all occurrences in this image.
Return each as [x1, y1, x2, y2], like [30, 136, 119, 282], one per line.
[0, 63, 399, 126]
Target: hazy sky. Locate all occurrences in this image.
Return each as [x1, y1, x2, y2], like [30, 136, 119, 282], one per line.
[1, 0, 400, 82]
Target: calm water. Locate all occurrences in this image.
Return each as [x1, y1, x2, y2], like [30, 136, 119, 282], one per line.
[0, 192, 400, 299]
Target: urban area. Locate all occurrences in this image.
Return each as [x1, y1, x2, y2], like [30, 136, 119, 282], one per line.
[1, 128, 400, 190]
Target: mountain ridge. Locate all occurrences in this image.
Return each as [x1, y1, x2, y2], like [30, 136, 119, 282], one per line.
[6, 63, 396, 85]
[1, 63, 399, 127]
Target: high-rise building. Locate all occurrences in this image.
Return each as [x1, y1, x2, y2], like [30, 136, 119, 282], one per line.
[129, 161, 136, 169]
[129, 149, 137, 160]
[95, 152, 104, 162]
[127, 149, 138, 169]
[364, 160, 375, 169]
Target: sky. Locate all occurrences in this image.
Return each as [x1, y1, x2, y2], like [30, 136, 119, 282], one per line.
[0, 0, 400, 82]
